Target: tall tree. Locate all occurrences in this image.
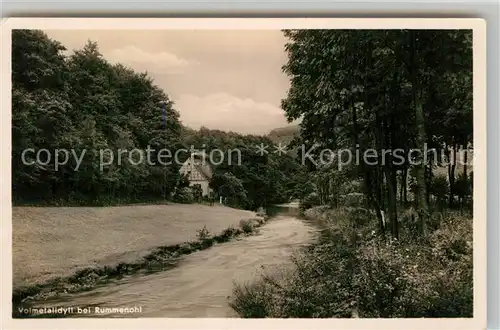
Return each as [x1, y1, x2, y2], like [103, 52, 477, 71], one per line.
[12, 30, 184, 204]
[281, 29, 472, 238]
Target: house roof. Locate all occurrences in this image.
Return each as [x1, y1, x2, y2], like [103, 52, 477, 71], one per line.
[183, 152, 213, 181]
[194, 163, 213, 180]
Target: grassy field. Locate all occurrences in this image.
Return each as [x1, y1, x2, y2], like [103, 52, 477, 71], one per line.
[12, 204, 256, 289]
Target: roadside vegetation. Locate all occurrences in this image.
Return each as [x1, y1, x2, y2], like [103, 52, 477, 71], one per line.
[229, 29, 473, 318]
[230, 206, 472, 318]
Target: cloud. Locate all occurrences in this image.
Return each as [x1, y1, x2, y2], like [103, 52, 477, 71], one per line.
[105, 45, 198, 74]
[174, 93, 289, 135]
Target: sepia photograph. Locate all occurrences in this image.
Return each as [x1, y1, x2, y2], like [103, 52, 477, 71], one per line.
[3, 18, 486, 327]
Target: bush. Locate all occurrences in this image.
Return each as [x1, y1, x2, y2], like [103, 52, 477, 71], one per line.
[196, 225, 214, 248]
[173, 187, 194, 204]
[299, 192, 320, 213]
[220, 227, 238, 240]
[453, 173, 473, 210]
[190, 184, 203, 202]
[239, 219, 255, 234]
[429, 174, 449, 203]
[230, 207, 473, 318]
[229, 242, 356, 318]
[347, 207, 372, 228]
[340, 193, 367, 208]
[213, 227, 235, 243]
[196, 225, 211, 241]
[178, 243, 194, 254]
[230, 282, 273, 318]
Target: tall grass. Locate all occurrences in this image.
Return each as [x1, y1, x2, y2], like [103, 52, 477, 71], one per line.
[229, 207, 473, 318]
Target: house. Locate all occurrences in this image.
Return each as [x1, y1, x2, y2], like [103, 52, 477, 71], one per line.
[179, 152, 214, 197]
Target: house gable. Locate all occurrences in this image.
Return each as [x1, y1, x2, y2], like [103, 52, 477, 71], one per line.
[180, 163, 207, 182]
[179, 154, 213, 182]
[179, 154, 214, 197]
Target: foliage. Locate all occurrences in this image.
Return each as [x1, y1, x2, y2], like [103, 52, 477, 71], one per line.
[230, 207, 473, 318]
[428, 174, 449, 208]
[196, 225, 211, 241]
[190, 184, 203, 202]
[230, 281, 274, 318]
[281, 29, 473, 238]
[182, 127, 308, 210]
[210, 172, 248, 208]
[239, 219, 255, 234]
[173, 187, 194, 204]
[215, 226, 240, 243]
[453, 173, 472, 201]
[299, 192, 320, 213]
[12, 30, 183, 205]
[12, 30, 307, 210]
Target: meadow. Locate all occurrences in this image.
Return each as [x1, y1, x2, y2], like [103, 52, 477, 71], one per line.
[12, 203, 255, 289]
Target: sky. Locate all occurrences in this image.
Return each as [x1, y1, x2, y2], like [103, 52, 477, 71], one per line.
[44, 30, 292, 135]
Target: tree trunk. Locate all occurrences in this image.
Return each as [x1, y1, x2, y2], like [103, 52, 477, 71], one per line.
[403, 167, 408, 204]
[399, 170, 404, 206]
[359, 38, 385, 235]
[385, 168, 399, 239]
[425, 165, 430, 205]
[410, 30, 430, 236]
[463, 139, 468, 177]
[388, 106, 399, 239]
[448, 143, 457, 208]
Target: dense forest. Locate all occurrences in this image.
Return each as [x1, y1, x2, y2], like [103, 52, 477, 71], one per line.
[11, 30, 306, 209]
[281, 29, 473, 237]
[181, 127, 310, 209]
[230, 29, 474, 318]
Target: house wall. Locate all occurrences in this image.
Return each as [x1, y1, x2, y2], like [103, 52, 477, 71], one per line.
[179, 154, 213, 197]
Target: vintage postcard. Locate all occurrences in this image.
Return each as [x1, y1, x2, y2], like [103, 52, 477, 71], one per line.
[1, 18, 486, 329]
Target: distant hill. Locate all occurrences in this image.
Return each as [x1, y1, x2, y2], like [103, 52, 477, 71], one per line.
[267, 125, 299, 145]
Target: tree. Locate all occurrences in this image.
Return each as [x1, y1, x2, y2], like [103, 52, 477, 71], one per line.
[12, 31, 185, 205]
[12, 30, 73, 201]
[183, 127, 304, 210]
[210, 172, 248, 208]
[281, 29, 472, 238]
